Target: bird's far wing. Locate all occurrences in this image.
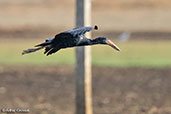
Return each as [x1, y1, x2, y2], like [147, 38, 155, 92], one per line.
[64, 25, 98, 37]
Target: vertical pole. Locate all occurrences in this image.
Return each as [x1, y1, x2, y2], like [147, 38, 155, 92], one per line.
[75, 0, 92, 114]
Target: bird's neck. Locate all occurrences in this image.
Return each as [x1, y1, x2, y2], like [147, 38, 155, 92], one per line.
[89, 39, 99, 45]
[77, 38, 103, 46]
[89, 38, 105, 45]
[84, 38, 102, 45]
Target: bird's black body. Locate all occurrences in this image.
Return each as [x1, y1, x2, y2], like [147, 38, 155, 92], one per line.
[53, 33, 79, 48]
[22, 25, 120, 56]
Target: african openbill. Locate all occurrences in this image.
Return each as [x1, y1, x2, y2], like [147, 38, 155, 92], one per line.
[22, 25, 120, 56]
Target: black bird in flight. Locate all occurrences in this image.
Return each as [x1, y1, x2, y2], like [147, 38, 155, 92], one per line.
[22, 25, 120, 56]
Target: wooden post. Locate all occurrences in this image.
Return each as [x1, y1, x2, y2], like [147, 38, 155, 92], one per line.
[75, 0, 92, 114]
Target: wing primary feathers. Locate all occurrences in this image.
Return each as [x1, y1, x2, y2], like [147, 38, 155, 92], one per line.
[44, 46, 52, 54]
[94, 25, 98, 30]
[46, 48, 60, 56]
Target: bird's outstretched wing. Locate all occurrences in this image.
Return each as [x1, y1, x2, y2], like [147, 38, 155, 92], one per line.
[64, 25, 98, 37]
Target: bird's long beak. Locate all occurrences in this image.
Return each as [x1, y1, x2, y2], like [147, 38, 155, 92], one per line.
[107, 40, 120, 51]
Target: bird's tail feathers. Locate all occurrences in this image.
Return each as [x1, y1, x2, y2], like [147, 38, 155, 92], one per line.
[22, 46, 44, 55]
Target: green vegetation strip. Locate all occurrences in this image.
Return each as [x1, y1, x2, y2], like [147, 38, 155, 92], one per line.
[0, 39, 171, 68]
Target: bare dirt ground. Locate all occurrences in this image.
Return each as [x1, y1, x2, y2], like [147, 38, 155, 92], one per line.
[0, 66, 171, 114]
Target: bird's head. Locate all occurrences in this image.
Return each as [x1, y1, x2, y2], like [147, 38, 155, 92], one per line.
[95, 37, 120, 51]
